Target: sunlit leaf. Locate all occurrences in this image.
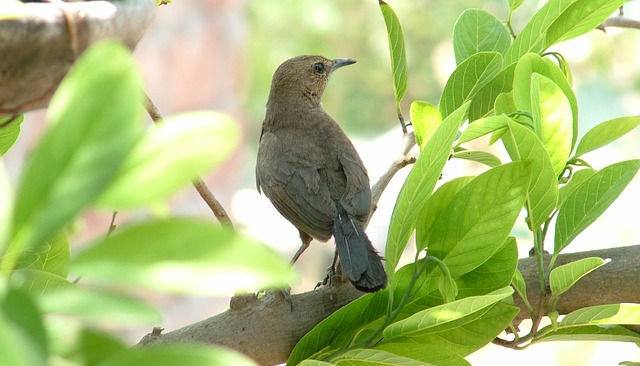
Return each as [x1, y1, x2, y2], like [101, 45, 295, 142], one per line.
[561, 303, 640, 326]
[558, 168, 596, 208]
[573, 116, 640, 158]
[549, 257, 607, 297]
[554, 160, 640, 254]
[451, 150, 502, 168]
[468, 63, 516, 121]
[335, 349, 435, 366]
[410, 101, 441, 149]
[379, 1, 408, 114]
[532, 324, 640, 345]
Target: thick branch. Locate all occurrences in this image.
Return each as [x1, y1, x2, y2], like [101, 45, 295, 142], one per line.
[138, 244, 640, 365]
[598, 16, 640, 31]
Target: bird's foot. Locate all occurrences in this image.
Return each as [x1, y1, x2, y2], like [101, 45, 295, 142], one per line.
[314, 265, 336, 290]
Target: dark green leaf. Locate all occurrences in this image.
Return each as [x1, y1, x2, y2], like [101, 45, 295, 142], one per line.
[468, 63, 516, 121]
[439, 52, 502, 119]
[453, 9, 511, 64]
[573, 116, 640, 158]
[554, 160, 640, 254]
[0, 115, 23, 156]
[11, 41, 143, 255]
[72, 218, 293, 295]
[385, 103, 469, 279]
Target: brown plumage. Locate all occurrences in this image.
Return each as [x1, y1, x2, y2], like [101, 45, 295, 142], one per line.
[256, 55, 387, 292]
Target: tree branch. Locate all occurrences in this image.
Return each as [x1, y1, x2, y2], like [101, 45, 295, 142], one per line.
[138, 244, 640, 365]
[143, 94, 235, 229]
[597, 16, 640, 31]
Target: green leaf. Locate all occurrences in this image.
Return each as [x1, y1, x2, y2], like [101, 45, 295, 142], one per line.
[376, 301, 518, 364]
[15, 231, 70, 277]
[451, 150, 502, 168]
[544, 0, 627, 49]
[508, 0, 525, 12]
[38, 286, 160, 326]
[554, 160, 640, 254]
[0, 307, 46, 366]
[379, 1, 408, 108]
[453, 9, 511, 64]
[10, 269, 74, 296]
[426, 162, 531, 275]
[502, 119, 559, 229]
[468, 63, 516, 121]
[561, 303, 640, 326]
[494, 92, 517, 117]
[512, 53, 578, 149]
[10, 41, 143, 256]
[287, 291, 388, 366]
[300, 361, 337, 366]
[416, 176, 475, 252]
[385, 103, 469, 278]
[1, 287, 47, 365]
[530, 74, 573, 176]
[549, 257, 607, 297]
[75, 329, 128, 366]
[410, 101, 441, 149]
[336, 349, 436, 366]
[573, 116, 640, 158]
[456, 115, 509, 147]
[558, 168, 596, 208]
[0, 160, 12, 252]
[504, 0, 576, 64]
[0, 115, 23, 156]
[97, 111, 239, 208]
[439, 52, 502, 119]
[384, 287, 513, 338]
[533, 324, 640, 344]
[71, 218, 294, 295]
[510, 268, 530, 310]
[99, 344, 258, 366]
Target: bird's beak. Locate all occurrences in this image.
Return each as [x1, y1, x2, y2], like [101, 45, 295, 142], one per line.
[331, 58, 357, 72]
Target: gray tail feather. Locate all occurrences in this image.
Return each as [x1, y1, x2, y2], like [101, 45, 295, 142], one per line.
[333, 210, 387, 292]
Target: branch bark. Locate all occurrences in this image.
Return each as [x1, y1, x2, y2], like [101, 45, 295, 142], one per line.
[137, 244, 640, 365]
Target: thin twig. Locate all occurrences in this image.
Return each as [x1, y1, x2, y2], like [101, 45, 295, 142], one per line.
[106, 210, 118, 239]
[368, 131, 417, 221]
[143, 94, 235, 230]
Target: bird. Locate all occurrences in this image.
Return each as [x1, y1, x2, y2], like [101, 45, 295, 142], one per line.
[255, 55, 387, 292]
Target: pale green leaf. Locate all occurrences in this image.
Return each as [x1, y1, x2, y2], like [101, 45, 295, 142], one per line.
[0, 300, 46, 366]
[558, 168, 597, 208]
[561, 303, 640, 326]
[456, 115, 509, 147]
[10, 269, 74, 297]
[0, 160, 11, 252]
[1, 288, 47, 366]
[99, 344, 258, 366]
[10, 41, 143, 255]
[300, 361, 337, 366]
[531, 74, 573, 176]
[15, 232, 69, 277]
[410, 101, 441, 149]
[97, 111, 238, 208]
[511, 268, 530, 309]
[439, 52, 502, 119]
[451, 150, 502, 168]
[533, 324, 640, 344]
[549, 257, 607, 297]
[574, 116, 640, 158]
[494, 92, 517, 117]
[453, 9, 511, 64]
[71, 218, 294, 295]
[554, 160, 640, 254]
[508, 0, 525, 12]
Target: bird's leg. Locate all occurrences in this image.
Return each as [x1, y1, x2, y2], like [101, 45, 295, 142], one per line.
[290, 230, 313, 265]
[315, 249, 339, 290]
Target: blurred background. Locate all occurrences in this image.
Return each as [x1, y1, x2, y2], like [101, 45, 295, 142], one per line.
[4, 0, 640, 364]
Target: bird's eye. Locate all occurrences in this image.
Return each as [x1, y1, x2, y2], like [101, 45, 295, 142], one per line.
[313, 62, 325, 74]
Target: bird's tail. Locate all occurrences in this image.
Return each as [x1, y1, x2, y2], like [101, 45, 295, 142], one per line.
[333, 210, 387, 292]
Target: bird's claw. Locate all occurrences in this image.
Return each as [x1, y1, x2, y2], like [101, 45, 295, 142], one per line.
[314, 265, 335, 290]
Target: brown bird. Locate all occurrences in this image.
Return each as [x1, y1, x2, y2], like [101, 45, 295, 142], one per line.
[256, 55, 387, 292]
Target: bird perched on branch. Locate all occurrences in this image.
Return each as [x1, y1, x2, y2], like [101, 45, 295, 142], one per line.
[256, 55, 387, 292]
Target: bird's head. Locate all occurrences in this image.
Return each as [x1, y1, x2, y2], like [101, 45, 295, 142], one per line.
[268, 55, 356, 108]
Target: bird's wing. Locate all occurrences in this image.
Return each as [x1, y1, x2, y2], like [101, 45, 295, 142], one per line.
[259, 159, 336, 241]
[338, 153, 372, 222]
